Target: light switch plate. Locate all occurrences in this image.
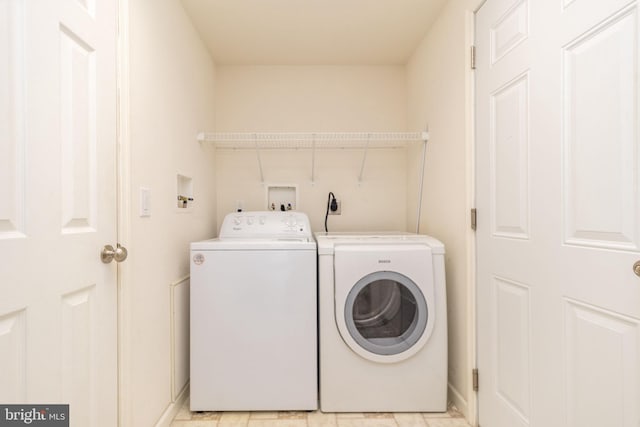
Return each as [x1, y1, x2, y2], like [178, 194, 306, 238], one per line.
[140, 187, 151, 217]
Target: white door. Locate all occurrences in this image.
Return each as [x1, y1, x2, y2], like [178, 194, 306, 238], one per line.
[0, 0, 118, 425]
[476, 0, 640, 426]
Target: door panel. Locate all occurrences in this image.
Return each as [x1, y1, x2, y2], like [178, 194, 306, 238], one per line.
[0, 0, 25, 238]
[60, 24, 98, 233]
[490, 0, 528, 65]
[0, 0, 118, 425]
[490, 71, 530, 239]
[0, 309, 26, 402]
[564, 299, 639, 427]
[477, 0, 640, 426]
[493, 277, 530, 422]
[562, 6, 638, 251]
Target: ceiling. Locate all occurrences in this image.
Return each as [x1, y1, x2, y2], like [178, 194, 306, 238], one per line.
[180, 0, 449, 65]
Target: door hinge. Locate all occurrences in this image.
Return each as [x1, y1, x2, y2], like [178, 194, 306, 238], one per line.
[470, 45, 476, 70]
[473, 368, 479, 391]
[471, 208, 477, 231]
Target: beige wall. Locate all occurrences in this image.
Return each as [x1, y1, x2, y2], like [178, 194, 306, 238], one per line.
[214, 66, 409, 232]
[124, 1, 217, 425]
[215, 23, 478, 418]
[407, 0, 480, 419]
[122, 2, 482, 425]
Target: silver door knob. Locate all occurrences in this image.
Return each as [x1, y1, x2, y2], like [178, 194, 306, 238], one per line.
[101, 244, 128, 264]
[634, 261, 640, 277]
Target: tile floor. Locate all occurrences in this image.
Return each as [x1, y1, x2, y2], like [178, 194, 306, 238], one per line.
[170, 399, 472, 427]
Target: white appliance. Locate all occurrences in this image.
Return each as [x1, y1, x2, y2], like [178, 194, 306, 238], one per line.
[315, 232, 447, 412]
[190, 211, 317, 411]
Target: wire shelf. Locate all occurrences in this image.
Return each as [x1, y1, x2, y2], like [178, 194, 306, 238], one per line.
[196, 131, 430, 184]
[197, 132, 428, 149]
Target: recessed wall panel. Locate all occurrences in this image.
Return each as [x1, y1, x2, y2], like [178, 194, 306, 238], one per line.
[0, 0, 25, 239]
[565, 299, 639, 427]
[171, 277, 190, 400]
[490, 73, 530, 239]
[60, 25, 96, 234]
[563, 7, 639, 251]
[62, 286, 95, 427]
[494, 277, 531, 421]
[491, 0, 528, 64]
[0, 309, 26, 403]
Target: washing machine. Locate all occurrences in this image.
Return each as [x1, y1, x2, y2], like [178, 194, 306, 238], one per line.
[190, 211, 317, 411]
[315, 232, 447, 412]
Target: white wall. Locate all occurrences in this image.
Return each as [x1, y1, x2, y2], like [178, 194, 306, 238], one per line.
[214, 66, 408, 232]
[406, 0, 480, 419]
[124, 1, 217, 425]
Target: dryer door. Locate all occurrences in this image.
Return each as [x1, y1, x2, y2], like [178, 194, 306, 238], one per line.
[334, 244, 435, 363]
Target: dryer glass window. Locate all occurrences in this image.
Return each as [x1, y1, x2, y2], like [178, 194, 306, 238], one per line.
[345, 271, 428, 356]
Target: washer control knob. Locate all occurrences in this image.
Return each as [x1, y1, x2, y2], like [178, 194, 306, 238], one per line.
[233, 216, 242, 225]
[246, 217, 254, 225]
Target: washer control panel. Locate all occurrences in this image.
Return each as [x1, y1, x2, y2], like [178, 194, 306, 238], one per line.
[219, 211, 312, 240]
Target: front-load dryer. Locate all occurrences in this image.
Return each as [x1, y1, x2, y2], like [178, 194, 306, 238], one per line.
[315, 232, 447, 412]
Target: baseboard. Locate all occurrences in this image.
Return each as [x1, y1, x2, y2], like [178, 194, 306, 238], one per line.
[154, 383, 189, 427]
[448, 382, 469, 419]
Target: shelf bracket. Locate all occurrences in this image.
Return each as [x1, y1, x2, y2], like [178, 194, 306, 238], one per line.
[311, 133, 316, 185]
[358, 133, 371, 185]
[415, 127, 430, 233]
[253, 134, 265, 183]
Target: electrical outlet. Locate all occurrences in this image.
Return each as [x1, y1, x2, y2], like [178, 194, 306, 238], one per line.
[329, 200, 341, 215]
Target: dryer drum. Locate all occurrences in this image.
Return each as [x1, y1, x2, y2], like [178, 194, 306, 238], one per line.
[345, 271, 428, 356]
[352, 280, 402, 328]
[352, 280, 418, 339]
